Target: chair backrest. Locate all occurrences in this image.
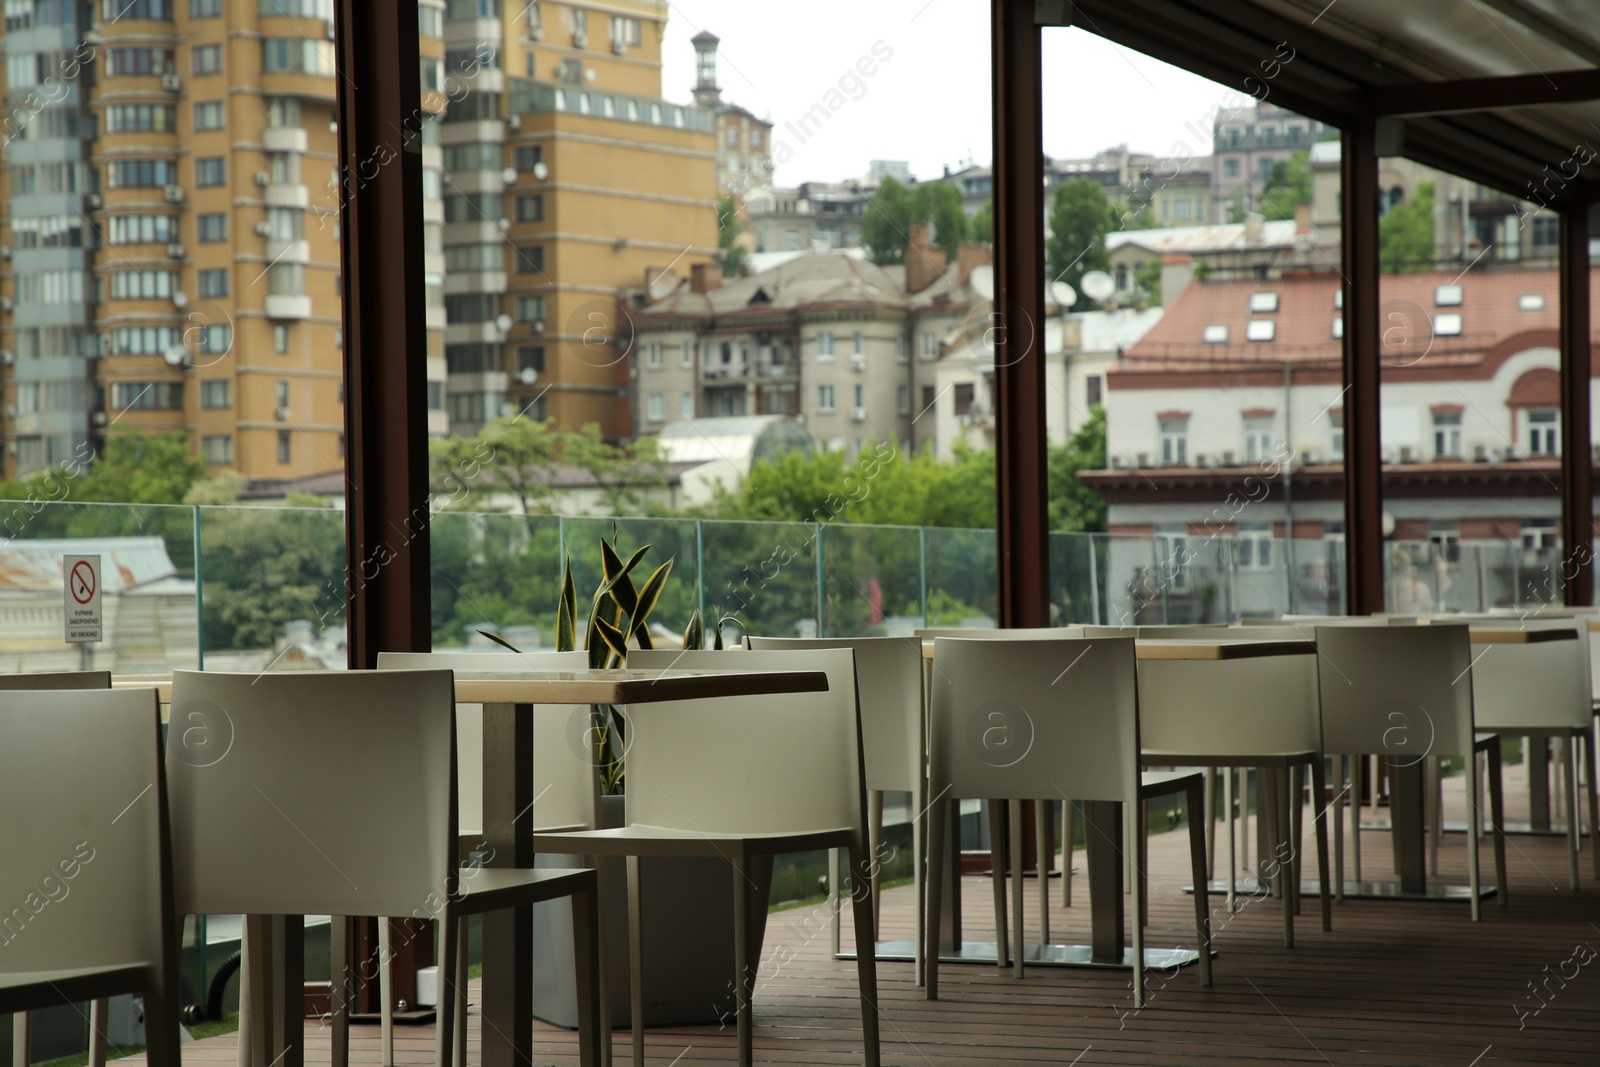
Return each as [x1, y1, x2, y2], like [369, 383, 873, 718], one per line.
[746, 635, 922, 794]
[0, 687, 172, 976]
[1083, 624, 1251, 640]
[0, 670, 112, 690]
[928, 637, 1139, 806]
[1135, 643, 1320, 756]
[1457, 617, 1590, 731]
[166, 669, 456, 919]
[624, 647, 866, 837]
[376, 650, 595, 833]
[1315, 624, 1475, 760]
[915, 625, 1084, 640]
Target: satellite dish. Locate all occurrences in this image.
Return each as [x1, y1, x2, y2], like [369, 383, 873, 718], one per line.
[172, 291, 188, 308]
[1080, 270, 1115, 302]
[1050, 281, 1077, 309]
[647, 271, 678, 300]
[969, 264, 994, 301]
[533, 162, 549, 181]
[519, 367, 538, 386]
[495, 314, 513, 333]
[501, 167, 518, 185]
[163, 345, 187, 367]
[499, 401, 516, 417]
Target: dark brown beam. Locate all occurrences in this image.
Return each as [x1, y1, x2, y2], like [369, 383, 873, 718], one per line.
[1560, 207, 1594, 607]
[334, 0, 430, 667]
[1341, 119, 1383, 616]
[992, 0, 1048, 629]
[1369, 69, 1600, 117]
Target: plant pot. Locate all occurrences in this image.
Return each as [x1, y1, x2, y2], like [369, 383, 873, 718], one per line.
[531, 794, 773, 1028]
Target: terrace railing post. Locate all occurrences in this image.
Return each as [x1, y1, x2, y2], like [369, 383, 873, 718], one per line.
[991, 0, 1049, 632]
[1559, 206, 1593, 606]
[1340, 118, 1384, 616]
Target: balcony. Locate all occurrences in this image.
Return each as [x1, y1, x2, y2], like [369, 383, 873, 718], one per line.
[261, 126, 309, 154]
[264, 238, 311, 264]
[443, 270, 506, 294]
[264, 294, 313, 319]
[264, 183, 310, 209]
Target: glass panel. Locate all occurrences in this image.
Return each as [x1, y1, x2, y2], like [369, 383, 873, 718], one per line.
[818, 523, 924, 637]
[924, 526, 997, 627]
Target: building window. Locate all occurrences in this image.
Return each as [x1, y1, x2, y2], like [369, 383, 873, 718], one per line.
[106, 48, 177, 76]
[516, 346, 545, 375]
[1159, 416, 1188, 466]
[817, 332, 834, 360]
[261, 38, 336, 75]
[680, 391, 694, 417]
[1432, 411, 1462, 459]
[817, 384, 835, 412]
[515, 195, 544, 222]
[195, 157, 226, 187]
[1431, 522, 1461, 564]
[514, 145, 543, 173]
[1522, 518, 1558, 551]
[108, 159, 179, 188]
[107, 0, 174, 17]
[1224, 158, 1240, 178]
[192, 43, 222, 75]
[1243, 414, 1274, 462]
[610, 15, 640, 45]
[198, 269, 229, 298]
[515, 295, 546, 323]
[954, 383, 975, 416]
[274, 380, 291, 418]
[105, 104, 179, 132]
[273, 324, 290, 354]
[198, 323, 231, 355]
[645, 341, 661, 367]
[897, 384, 909, 414]
[752, 130, 763, 149]
[921, 332, 936, 360]
[1330, 412, 1344, 461]
[200, 380, 230, 408]
[1086, 375, 1102, 407]
[513, 246, 544, 274]
[201, 434, 233, 463]
[1237, 522, 1273, 570]
[647, 393, 665, 422]
[194, 101, 225, 130]
[1527, 408, 1559, 455]
[196, 213, 227, 242]
[852, 330, 863, 356]
[111, 382, 183, 410]
[895, 335, 907, 363]
[277, 431, 292, 464]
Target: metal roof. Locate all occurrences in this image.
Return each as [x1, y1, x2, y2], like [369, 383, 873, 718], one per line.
[0, 537, 187, 596]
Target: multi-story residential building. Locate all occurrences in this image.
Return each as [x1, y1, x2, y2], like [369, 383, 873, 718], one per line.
[631, 224, 993, 456]
[0, 0, 444, 476]
[0, 0, 447, 477]
[1106, 216, 1308, 297]
[1210, 102, 1325, 222]
[439, 0, 717, 438]
[688, 30, 772, 200]
[744, 178, 871, 254]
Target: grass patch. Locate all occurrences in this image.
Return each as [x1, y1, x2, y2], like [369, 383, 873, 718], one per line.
[33, 1014, 240, 1067]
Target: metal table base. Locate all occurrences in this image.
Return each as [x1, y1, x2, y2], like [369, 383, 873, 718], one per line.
[1188, 876, 1494, 901]
[842, 938, 1203, 969]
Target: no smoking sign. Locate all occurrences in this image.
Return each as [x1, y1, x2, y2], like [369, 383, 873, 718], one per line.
[64, 554, 101, 643]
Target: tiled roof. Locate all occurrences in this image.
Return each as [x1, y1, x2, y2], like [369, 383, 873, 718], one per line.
[1107, 219, 1301, 255]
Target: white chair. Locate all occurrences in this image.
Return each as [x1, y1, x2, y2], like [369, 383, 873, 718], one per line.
[923, 637, 1213, 1007]
[535, 647, 880, 1067]
[375, 649, 598, 1064]
[0, 671, 117, 1067]
[746, 636, 925, 979]
[0, 686, 180, 1067]
[1313, 625, 1508, 920]
[164, 669, 605, 1067]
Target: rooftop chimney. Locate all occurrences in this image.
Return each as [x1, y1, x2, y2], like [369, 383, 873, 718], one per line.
[905, 222, 948, 294]
[690, 262, 723, 294]
[957, 242, 993, 287]
[1293, 201, 1311, 234]
[1160, 253, 1194, 308]
[1244, 211, 1264, 245]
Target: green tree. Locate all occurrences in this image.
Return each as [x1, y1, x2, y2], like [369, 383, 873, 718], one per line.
[1257, 150, 1312, 221]
[970, 200, 992, 244]
[862, 175, 916, 265]
[716, 193, 748, 278]
[1048, 406, 1107, 533]
[75, 430, 208, 504]
[1046, 179, 1115, 305]
[912, 181, 968, 261]
[1380, 180, 1436, 273]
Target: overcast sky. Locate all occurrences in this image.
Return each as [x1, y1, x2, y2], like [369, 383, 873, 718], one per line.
[659, 1, 1246, 186]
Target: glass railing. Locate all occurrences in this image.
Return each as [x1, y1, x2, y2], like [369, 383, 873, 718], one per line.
[3, 499, 1593, 672]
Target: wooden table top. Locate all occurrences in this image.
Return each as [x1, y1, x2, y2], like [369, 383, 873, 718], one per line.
[920, 637, 1317, 661]
[114, 667, 830, 704]
[1465, 627, 1579, 644]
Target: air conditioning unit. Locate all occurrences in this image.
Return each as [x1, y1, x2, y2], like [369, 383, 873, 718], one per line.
[0, 350, 13, 365]
[1399, 445, 1417, 464]
[0, 297, 12, 312]
[161, 73, 181, 92]
[167, 243, 185, 258]
[82, 28, 102, 45]
[1381, 448, 1396, 465]
[163, 185, 185, 203]
[611, 40, 626, 55]
[531, 319, 545, 334]
[255, 171, 270, 187]
[1195, 453, 1213, 469]
[100, 335, 114, 355]
[172, 291, 188, 309]
[850, 354, 866, 372]
[1300, 447, 1320, 465]
[0, 245, 10, 259]
[572, 30, 588, 47]
[275, 406, 288, 422]
[1135, 452, 1151, 468]
[506, 114, 522, 131]
[86, 194, 102, 209]
[253, 221, 271, 237]
[1474, 443, 1490, 462]
[850, 407, 867, 423]
[527, 26, 542, 41]
[1220, 449, 1236, 466]
[1109, 454, 1125, 469]
[92, 411, 107, 425]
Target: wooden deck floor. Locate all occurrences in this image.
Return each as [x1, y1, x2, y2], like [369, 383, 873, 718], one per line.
[153, 758, 1600, 1066]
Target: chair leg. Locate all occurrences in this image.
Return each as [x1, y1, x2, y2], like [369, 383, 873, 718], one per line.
[140, 980, 181, 1067]
[434, 912, 459, 1067]
[988, 800, 1007, 969]
[563, 878, 601, 1067]
[87, 1001, 109, 1067]
[1061, 799, 1076, 908]
[1289, 763, 1304, 918]
[1586, 731, 1600, 882]
[454, 918, 470, 1067]
[868, 790, 885, 934]
[1488, 743, 1509, 908]
[243, 916, 272, 1067]
[13, 1012, 29, 1067]
[1351, 760, 1363, 885]
[1310, 756, 1332, 933]
[329, 917, 349, 1067]
[827, 847, 842, 958]
[924, 796, 947, 1001]
[378, 919, 394, 1067]
[846, 840, 883, 1067]
[1130, 799, 1146, 1010]
[913, 783, 927, 988]
[1427, 755, 1441, 878]
[627, 856, 645, 1066]
[1467, 753, 1483, 923]
[1009, 799, 1025, 979]
[1185, 781, 1213, 988]
[1224, 768, 1237, 912]
[1275, 767, 1292, 950]
[1564, 734, 1580, 891]
[1035, 798, 1051, 947]
[1139, 793, 1150, 931]
[1204, 767, 1217, 881]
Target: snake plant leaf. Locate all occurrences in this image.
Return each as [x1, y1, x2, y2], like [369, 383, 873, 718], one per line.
[628, 559, 674, 650]
[476, 629, 523, 654]
[557, 553, 578, 652]
[682, 608, 703, 651]
[592, 612, 628, 662]
[599, 538, 647, 618]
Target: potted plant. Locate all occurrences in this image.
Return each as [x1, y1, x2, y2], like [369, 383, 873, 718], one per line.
[480, 529, 765, 1028]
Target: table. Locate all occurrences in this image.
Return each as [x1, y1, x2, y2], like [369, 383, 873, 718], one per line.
[913, 636, 1313, 970]
[119, 666, 829, 1067]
